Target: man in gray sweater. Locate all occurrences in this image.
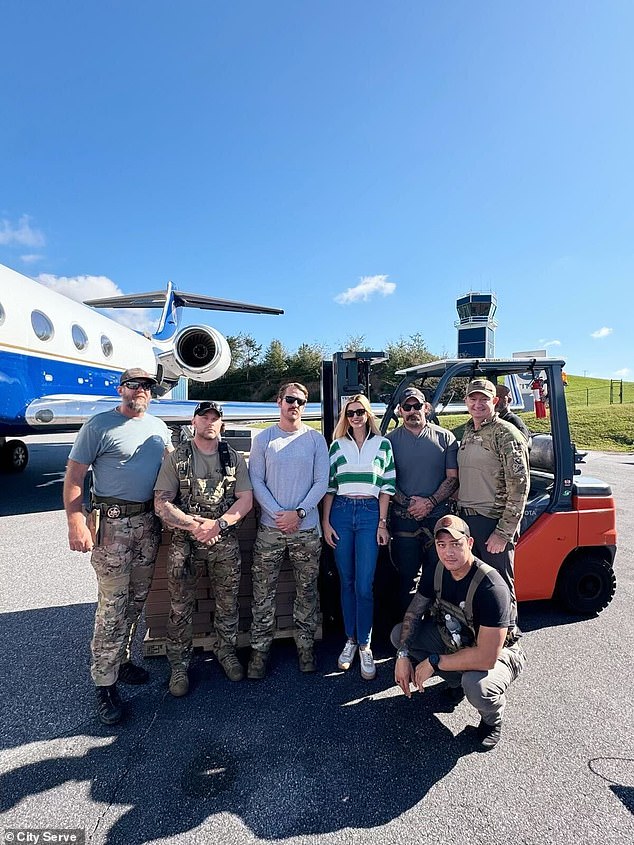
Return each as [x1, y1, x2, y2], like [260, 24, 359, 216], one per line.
[247, 382, 329, 678]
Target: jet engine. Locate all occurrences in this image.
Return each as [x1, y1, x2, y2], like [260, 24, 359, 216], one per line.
[157, 325, 231, 383]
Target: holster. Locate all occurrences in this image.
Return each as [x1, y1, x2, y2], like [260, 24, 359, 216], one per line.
[85, 507, 101, 545]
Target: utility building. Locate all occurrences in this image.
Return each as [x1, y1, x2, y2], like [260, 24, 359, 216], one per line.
[455, 292, 497, 358]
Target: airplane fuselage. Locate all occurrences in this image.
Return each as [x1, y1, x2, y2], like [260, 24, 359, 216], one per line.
[0, 264, 160, 437]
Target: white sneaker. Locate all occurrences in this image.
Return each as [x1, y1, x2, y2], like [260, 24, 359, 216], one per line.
[337, 640, 358, 670]
[359, 647, 376, 680]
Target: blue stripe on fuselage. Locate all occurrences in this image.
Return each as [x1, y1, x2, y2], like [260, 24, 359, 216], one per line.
[0, 349, 120, 436]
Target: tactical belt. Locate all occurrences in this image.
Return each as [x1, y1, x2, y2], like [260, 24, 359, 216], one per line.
[92, 497, 154, 518]
[458, 507, 482, 517]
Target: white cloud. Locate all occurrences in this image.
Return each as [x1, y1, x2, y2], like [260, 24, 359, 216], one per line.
[334, 274, 396, 305]
[36, 273, 157, 335]
[0, 215, 45, 247]
[591, 327, 613, 339]
[614, 368, 630, 378]
[543, 339, 561, 348]
[20, 254, 44, 264]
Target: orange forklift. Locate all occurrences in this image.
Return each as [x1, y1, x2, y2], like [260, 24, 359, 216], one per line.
[378, 357, 617, 615]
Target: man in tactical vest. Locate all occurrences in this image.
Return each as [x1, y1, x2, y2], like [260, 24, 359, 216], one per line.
[392, 515, 526, 749]
[457, 378, 530, 599]
[154, 401, 253, 696]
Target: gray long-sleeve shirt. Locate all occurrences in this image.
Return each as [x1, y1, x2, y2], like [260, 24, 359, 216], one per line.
[248, 423, 329, 529]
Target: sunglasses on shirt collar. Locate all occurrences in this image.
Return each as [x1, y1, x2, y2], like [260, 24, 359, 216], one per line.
[283, 395, 307, 406]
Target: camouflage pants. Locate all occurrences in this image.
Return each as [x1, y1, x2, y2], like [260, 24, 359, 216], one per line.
[166, 531, 242, 668]
[90, 512, 160, 687]
[250, 525, 322, 652]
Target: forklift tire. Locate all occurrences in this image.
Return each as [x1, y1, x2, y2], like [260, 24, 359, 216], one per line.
[557, 554, 616, 616]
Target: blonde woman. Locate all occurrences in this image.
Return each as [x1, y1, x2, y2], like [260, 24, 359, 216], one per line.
[322, 395, 396, 679]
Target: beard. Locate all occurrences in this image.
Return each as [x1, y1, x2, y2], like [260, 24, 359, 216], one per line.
[125, 396, 149, 413]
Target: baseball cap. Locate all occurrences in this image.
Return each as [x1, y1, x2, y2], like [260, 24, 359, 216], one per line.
[399, 386, 426, 404]
[119, 368, 158, 386]
[466, 378, 496, 399]
[193, 400, 223, 417]
[433, 515, 471, 539]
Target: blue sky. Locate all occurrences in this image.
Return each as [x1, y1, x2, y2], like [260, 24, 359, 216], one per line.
[1, 1, 632, 379]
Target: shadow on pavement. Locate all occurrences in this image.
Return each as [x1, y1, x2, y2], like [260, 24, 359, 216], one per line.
[0, 443, 71, 516]
[1, 603, 485, 843]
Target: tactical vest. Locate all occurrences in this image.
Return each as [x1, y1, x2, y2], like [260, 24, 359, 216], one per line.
[174, 439, 238, 520]
[432, 559, 519, 653]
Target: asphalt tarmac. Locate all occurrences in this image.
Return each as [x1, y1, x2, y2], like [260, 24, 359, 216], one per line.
[1, 438, 633, 845]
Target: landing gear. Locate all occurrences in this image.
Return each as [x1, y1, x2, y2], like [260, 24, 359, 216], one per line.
[0, 438, 29, 473]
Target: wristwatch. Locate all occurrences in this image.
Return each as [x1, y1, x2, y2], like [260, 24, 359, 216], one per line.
[428, 652, 441, 670]
[217, 517, 229, 534]
[296, 507, 307, 520]
[396, 646, 409, 660]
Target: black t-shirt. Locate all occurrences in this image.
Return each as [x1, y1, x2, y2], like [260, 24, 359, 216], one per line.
[418, 559, 512, 631]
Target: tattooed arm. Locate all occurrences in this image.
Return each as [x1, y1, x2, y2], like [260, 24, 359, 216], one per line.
[398, 592, 432, 649]
[394, 592, 432, 697]
[154, 489, 199, 532]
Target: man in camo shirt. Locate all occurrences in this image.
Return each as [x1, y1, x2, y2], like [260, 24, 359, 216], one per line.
[457, 378, 529, 599]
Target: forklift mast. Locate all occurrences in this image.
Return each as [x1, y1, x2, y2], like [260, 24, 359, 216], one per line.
[320, 351, 386, 444]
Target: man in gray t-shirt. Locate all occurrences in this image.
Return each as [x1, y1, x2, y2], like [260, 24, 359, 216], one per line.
[247, 382, 329, 679]
[387, 387, 459, 614]
[63, 367, 171, 726]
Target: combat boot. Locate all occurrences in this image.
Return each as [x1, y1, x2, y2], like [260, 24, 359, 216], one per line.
[298, 646, 317, 673]
[118, 661, 149, 685]
[217, 651, 245, 682]
[169, 665, 189, 697]
[247, 649, 269, 680]
[95, 684, 123, 725]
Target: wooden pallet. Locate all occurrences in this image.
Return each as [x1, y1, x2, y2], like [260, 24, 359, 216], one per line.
[143, 623, 323, 658]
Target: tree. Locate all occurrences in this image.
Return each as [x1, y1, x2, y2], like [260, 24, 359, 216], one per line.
[242, 333, 262, 381]
[262, 339, 288, 378]
[340, 333, 370, 352]
[288, 342, 326, 384]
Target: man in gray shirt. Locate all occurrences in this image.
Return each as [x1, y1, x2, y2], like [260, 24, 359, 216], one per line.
[64, 368, 171, 725]
[247, 382, 329, 678]
[387, 387, 459, 613]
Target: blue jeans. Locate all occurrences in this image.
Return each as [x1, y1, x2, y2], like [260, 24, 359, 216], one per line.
[330, 496, 380, 647]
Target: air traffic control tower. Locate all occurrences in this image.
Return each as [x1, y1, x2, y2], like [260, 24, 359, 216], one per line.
[455, 292, 498, 358]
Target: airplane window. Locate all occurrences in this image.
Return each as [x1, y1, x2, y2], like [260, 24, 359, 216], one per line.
[101, 335, 113, 357]
[31, 310, 54, 342]
[72, 324, 88, 351]
[0, 302, 5, 325]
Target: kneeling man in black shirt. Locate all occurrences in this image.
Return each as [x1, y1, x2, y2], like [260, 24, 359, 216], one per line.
[392, 514, 526, 749]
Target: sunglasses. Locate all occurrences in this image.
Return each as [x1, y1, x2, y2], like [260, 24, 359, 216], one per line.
[402, 402, 423, 411]
[123, 380, 153, 390]
[346, 408, 366, 418]
[283, 396, 307, 406]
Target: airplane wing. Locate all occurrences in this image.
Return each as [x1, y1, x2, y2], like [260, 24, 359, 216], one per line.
[84, 289, 284, 316]
[25, 395, 386, 431]
[24, 395, 322, 430]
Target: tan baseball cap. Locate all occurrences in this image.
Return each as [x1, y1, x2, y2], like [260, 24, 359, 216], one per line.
[433, 514, 471, 539]
[119, 368, 158, 386]
[466, 378, 496, 399]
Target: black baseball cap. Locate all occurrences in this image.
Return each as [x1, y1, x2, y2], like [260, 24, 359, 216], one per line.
[193, 401, 223, 417]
